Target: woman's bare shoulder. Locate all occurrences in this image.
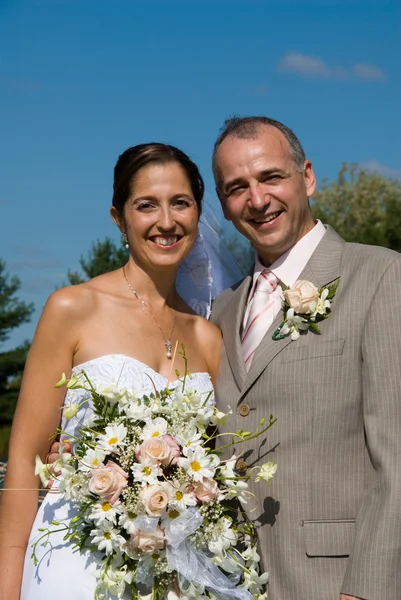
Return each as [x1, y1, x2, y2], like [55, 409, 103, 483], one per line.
[42, 280, 107, 326]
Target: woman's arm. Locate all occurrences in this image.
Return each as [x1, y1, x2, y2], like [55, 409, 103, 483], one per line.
[0, 287, 83, 599]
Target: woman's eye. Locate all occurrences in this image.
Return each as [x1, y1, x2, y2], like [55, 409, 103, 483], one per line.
[174, 198, 192, 208]
[137, 202, 155, 211]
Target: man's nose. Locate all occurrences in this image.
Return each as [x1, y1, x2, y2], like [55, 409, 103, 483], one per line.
[248, 182, 269, 210]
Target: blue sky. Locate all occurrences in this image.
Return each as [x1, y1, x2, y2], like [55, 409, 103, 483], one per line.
[1, 0, 400, 348]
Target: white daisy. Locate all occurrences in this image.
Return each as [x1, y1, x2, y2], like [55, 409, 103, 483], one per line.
[79, 448, 106, 472]
[167, 481, 197, 510]
[118, 507, 139, 534]
[178, 447, 220, 482]
[174, 425, 203, 450]
[131, 458, 162, 486]
[141, 417, 168, 440]
[90, 520, 125, 555]
[89, 500, 121, 525]
[96, 423, 127, 453]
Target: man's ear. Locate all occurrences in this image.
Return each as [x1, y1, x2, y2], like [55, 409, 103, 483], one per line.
[303, 160, 316, 197]
[110, 206, 125, 234]
[216, 186, 231, 221]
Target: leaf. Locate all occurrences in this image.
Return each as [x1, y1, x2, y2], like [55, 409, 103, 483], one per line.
[326, 278, 340, 300]
[308, 322, 321, 333]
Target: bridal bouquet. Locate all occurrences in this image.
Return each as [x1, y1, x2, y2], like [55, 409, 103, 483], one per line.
[34, 357, 276, 600]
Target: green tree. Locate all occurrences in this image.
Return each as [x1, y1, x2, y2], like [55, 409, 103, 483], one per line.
[0, 260, 34, 454]
[312, 163, 401, 251]
[221, 230, 254, 274]
[67, 237, 128, 284]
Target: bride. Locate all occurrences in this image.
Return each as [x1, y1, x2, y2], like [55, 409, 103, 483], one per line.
[0, 142, 225, 599]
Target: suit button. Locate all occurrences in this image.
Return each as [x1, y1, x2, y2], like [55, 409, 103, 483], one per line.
[236, 459, 248, 473]
[239, 403, 250, 417]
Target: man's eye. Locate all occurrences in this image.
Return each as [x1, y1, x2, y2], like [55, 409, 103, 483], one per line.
[229, 186, 245, 195]
[264, 174, 283, 183]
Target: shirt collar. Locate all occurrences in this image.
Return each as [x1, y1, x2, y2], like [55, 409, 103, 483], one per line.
[251, 220, 327, 292]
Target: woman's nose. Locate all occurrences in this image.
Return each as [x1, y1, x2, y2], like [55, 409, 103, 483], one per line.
[158, 207, 175, 230]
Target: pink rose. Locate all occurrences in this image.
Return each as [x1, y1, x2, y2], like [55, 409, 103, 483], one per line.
[284, 280, 319, 314]
[88, 460, 128, 504]
[128, 526, 165, 553]
[137, 435, 180, 466]
[193, 477, 220, 503]
[141, 483, 170, 517]
[161, 434, 180, 466]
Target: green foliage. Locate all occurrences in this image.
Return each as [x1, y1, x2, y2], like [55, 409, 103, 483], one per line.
[0, 259, 34, 345]
[0, 261, 34, 454]
[221, 230, 254, 274]
[67, 237, 128, 284]
[0, 427, 11, 460]
[312, 163, 401, 251]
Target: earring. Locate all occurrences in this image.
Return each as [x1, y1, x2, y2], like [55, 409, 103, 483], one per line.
[124, 234, 129, 249]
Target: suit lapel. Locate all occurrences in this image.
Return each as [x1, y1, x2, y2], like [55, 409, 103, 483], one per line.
[242, 227, 345, 396]
[219, 275, 251, 391]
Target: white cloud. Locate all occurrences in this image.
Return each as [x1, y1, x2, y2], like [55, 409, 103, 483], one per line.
[359, 160, 401, 180]
[278, 52, 385, 82]
[278, 52, 347, 79]
[352, 63, 386, 81]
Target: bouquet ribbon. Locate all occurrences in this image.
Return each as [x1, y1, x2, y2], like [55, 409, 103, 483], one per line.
[165, 508, 253, 600]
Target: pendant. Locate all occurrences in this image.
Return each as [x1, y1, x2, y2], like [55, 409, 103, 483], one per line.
[165, 340, 172, 359]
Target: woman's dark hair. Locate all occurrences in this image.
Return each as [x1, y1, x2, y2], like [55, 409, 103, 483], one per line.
[112, 143, 204, 215]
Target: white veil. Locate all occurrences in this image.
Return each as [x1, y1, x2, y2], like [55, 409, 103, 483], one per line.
[176, 202, 246, 318]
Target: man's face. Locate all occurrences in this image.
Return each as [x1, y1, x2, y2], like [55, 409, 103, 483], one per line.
[215, 126, 316, 266]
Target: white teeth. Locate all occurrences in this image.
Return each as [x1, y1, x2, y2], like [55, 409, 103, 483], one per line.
[153, 236, 178, 246]
[254, 212, 281, 224]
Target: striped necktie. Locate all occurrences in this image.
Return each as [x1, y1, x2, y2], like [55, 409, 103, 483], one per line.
[242, 269, 279, 370]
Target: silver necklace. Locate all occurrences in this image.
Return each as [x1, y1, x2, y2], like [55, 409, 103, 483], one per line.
[122, 265, 176, 359]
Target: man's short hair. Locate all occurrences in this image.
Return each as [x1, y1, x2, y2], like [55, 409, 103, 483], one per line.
[212, 116, 306, 192]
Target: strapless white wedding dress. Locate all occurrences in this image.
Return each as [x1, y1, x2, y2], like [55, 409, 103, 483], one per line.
[20, 354, 214, 600]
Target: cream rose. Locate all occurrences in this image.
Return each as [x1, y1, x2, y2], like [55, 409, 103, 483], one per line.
[128, 526, 165, 553]
[88, 460, 128, 504]
[284, 280, 319, 314]
[193, 477, 220, 503]
[137, 435, 180, 466]
[141, 483, 170, 517]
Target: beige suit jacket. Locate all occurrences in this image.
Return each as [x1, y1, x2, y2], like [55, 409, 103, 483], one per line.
[211, 227, 401, 600]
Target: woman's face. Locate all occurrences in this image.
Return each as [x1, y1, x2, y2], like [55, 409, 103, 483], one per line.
[112, 161, 199, 272]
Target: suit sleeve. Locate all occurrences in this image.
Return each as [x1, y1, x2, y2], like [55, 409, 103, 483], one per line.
[341, 255, 401, 599]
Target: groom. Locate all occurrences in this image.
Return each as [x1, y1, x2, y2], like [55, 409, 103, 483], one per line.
[210, 116, 401, 600]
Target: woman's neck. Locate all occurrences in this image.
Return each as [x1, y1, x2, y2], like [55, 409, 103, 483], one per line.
[123, 257, 179, 307]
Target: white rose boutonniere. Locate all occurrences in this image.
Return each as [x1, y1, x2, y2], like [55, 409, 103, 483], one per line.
[272, 278, 340, 341]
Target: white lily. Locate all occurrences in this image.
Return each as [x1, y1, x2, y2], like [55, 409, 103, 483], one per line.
[255, 461, 277, 485]
[34, 454, 54, 488]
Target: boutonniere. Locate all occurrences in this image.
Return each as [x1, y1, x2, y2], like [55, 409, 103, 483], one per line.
[272, 278, 340, 341]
